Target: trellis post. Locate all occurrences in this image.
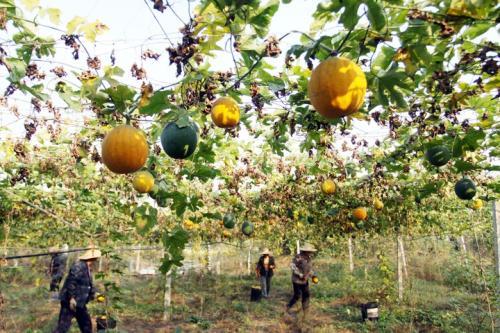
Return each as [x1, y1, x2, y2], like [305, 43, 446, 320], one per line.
[492, 200, 499, 291]
[348, 237, 354, 273]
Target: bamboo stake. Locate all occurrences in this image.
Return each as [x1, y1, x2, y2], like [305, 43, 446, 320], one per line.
[215, 244, 221, 275]
[246, 242, 252, 275]
[460, 235, 468, 265]
[398, 236, 408, 279]
[135, 245, 141, 273]
[207, 244, 212, 272]
[397, 236, 403, 301]
[348, 237, 354, 273]
[163, 269, 172, 321]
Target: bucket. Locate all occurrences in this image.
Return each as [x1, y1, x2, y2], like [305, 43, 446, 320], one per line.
[360, 302, 379, 321]
[250, 286, 262, 302]
[96, 315, 117, 330]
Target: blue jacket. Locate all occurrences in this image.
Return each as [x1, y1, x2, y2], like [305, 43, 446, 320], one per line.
[49, 253, 68, 279]
[59, 261, 95, 307]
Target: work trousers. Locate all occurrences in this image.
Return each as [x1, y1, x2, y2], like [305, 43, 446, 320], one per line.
[259, 273, 272, 297]
[50, 276, 63, 291]
[287, 282, 310, 310]
[53, 301, 92, 333]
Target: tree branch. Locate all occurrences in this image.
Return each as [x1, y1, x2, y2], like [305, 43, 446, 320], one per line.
[335, 27, 354, 56]
[143, 0, 174, 46]
[6, 192, 93, 237]
[225, 31, 310, 92]
[357, 25, 370, 63]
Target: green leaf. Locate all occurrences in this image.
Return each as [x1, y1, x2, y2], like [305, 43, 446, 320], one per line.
[418, 181, 444, 199]
[462, 22, 492, 39]
[139, 90, 172, 115]
[67, 16, 85, 34]
[20, 0, 39, 11]
[165, 191, 189, 216]
[103, 66, 125, 86]
[103, 84, 137, 113]
[18, 83, 49, 100]
[134, 204, 158, 235]
[183, 165, 220, 182]
[365, 0, 386, 31]
[374, 66, 412, 108]
[81, 20, 109, 42]
[193, 141, 216, 163]
[249, 0, 280, 37]
[462, 129, 485, 151]
[452, 137, 464, 157]
[371, 46, 395, 72]
[3, 58, 26, 82]
[409, 44, 432, 66]
[40, 8, 61, 24]
[447, 0, 493, 19]
[454, 160, 479, 172]
[267, 76, 286, 92]
[160, 226, 190, 273]
[486, 180, 500, 194]
[339, 0, 360, 30]
[57, 84, 83, 111]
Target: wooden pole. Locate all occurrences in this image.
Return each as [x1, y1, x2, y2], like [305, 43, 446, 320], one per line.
[397, 237, 403, 301]
[135, 245, 141, 273]
[163, 269, 172, 321]
[296, 240, 300, 255]
[246, 242, 252, 275]
[0, 291, 5, 331]
[398, 236, 408, 279]
[98, 256, 103, 272]
[215, 244, 221, 275]
[348, 237, 354, 273]
[492, 200, 500, 279]
[207, 244, 212, 272]
[460, 235, 468, 265]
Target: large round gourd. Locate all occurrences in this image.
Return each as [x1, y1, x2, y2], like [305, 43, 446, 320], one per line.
[455, 178, 476, 200]
[426, 145, 451, 167]
[353, 207, 368, 221]
[161, 121, 198, 159]
[211, 97, 240, 128]
[101, 125, 149, 174]
[308, 57, 367, 119]
[132, 171, 155, 193]
[321, 179, 336, 194]
[242, 221, 254, 236]
[223, 213, 236, 229]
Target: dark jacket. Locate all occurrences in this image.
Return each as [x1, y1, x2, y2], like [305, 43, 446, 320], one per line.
[49, 253, 68, 279]
[290, 253, 313, 284]
[59, 261, 95, 307]
[256, 255, 276, 277]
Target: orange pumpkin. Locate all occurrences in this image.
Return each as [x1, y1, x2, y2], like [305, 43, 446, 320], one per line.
[101, 125, 149, 174]
[353, 207, 368, 221]
[308, 57, 367, 119]
[211, 97, 240, 128]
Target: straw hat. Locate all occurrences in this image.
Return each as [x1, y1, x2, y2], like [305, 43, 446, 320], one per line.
[300, 243, 317, 252]
[79, 248, 101, 261]
[261, 248, 272, 255]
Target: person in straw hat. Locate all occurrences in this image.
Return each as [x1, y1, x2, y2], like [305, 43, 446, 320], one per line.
[54, 247, 101, 333]
[48, 244, 69, 299]
[255, 248, 276, 298]
[286, 242, 317, 318]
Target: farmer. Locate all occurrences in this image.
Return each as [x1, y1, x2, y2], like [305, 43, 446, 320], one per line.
[286, 243, 317, 317]
[255, 248, 276, 298]
[48, 244, 69, 298]
[54, 248, 101, 333]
